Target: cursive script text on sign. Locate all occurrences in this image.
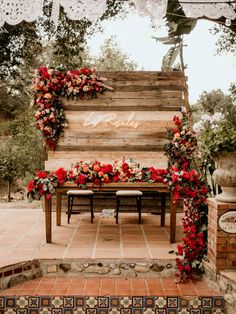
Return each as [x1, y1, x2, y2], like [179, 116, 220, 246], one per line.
[83, 112, 141, 129]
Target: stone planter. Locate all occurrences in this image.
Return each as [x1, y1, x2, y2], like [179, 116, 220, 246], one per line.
[213, 151, 236, 203]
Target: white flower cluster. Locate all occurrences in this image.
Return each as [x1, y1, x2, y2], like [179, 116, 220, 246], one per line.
[193, 112, 224, 134]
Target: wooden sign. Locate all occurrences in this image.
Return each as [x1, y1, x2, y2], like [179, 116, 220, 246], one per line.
[45, 71, 187, 171]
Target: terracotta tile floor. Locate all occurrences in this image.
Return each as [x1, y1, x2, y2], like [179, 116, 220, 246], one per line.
[0, 201, 183, 268]
[0, 276, 221, 296]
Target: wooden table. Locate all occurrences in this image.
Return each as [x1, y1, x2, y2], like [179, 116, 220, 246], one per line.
[44, 182, 177, 243]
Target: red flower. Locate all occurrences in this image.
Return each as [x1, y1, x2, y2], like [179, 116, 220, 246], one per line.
[184, 264, 192, 273]
[77, 174, 87, 185]
[27, 180, 36, 192]
[36, 170, 47, 179]
[177, 244, 183, 255]
[103, 164, 113, 174]
[93, 178, 101, 185]
[173, 115, 182, 127]
[54, 167, 67, 185]
[113, 175, 120, 182]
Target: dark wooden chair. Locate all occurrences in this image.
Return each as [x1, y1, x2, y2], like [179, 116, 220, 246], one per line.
[67, 190, 94, 224]
[115, 190, 143, 224]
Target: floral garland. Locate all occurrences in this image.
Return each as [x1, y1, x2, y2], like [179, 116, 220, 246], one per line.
[32, 67, 113, 150]
[164, 113, 209, 280]
[27, 159, 166, 201]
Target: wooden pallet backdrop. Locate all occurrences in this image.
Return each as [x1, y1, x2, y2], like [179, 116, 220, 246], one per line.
[45, 71, 187, 171]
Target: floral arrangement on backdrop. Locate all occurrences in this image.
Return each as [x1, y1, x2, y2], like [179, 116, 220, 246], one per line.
[164, 112, 209, 280]
[32, 67, 113, 150]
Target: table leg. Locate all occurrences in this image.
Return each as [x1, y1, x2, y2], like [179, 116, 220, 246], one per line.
[160, 193, 166, 227]
[56, 190, 61, 226]
[170, 192, 176, 243]
[45, 196, 52, 243]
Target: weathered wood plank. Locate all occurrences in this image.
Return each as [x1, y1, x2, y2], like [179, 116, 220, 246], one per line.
[97, 71, 187, 81]
[45, 151, 168, 171]
[57, 145, 167, 152]
[106, 80, 187, 87]
[61, 130, 167, 139]
[58, 136, 167, 147]
[110, 85, 186, 92]
[69, 90, 183, 99]
[62, 98, 184, 111]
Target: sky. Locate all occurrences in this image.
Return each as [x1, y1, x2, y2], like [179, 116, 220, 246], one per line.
[87, 11, 236, 104]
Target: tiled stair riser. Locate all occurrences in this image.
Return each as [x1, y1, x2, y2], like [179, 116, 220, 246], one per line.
[0, 296, 225, 314]
[0, 261, 176, 292]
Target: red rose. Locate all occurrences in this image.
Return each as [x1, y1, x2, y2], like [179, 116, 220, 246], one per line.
[184, 264, 191, 273]
[55, 167, 67, 185]
[77, 174, 87, 185]
[27, 180, 36, 192]
[103, 164, 113, 174]
[36, 170, 47, 179]
[103, 177, 110, 183]
[177, 244, 183, 255]
[93, 178, 100, 185]
[113, 175, 120, 182]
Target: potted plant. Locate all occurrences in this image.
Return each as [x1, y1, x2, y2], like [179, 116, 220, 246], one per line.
[193, 112, 236, 203]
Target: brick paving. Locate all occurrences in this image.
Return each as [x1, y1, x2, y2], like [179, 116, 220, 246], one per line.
[0, 202, 183, 268]
[0, 276, 221, 297]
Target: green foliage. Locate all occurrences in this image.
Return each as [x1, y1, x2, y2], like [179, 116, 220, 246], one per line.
[90, 36, 138, 71]
[192, 88, 236, 128]
[194, 115, 236, 158]
[0, 22, 41, 80]
[0, 82, 29, 118]
[0, 111, 44, 200]
[211, 24, 236, 55]
[166, 0, 197, 36]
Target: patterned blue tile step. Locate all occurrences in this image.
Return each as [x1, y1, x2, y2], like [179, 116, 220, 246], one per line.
[0, 296, 224, 314]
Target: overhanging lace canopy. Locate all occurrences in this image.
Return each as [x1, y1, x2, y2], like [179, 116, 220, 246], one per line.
[179, 0, 236, 26]
[0, 0, 236, 28]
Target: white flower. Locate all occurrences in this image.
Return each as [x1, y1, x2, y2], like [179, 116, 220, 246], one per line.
[211, 112, 224, 124]
[193, 121, 203, 133]
[201, 114, 211, 122]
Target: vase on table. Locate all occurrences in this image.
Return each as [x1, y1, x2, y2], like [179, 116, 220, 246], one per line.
[213, 151, 236, 203]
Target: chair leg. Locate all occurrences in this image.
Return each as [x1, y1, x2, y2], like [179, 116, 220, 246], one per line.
[136, 196, 142, 224]
[90, 196, 94, 224]
[67, 196, 71, 224]
[116, 197, 121, 224]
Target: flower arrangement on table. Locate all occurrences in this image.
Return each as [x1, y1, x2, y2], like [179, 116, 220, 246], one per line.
[32, 67, 113, 150]
[27, 170, 57, 201]
[113, 159, 143, 182]
[27, 159, 166, 201]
